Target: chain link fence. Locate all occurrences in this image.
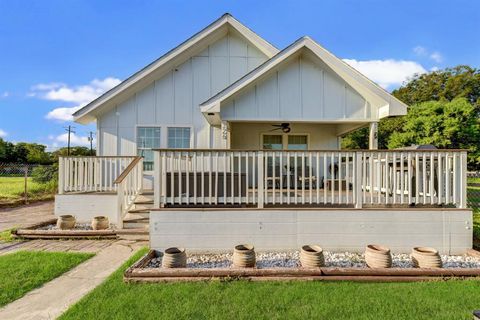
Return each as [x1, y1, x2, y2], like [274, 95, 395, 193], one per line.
[0, 163, 57, 206]
[468, 172, 480, 214]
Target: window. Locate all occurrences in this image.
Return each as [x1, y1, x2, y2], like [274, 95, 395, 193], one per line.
[287, 135, 308, 150]
[262, 135, 283, 150]
[137, 127, 161, 171]
[263, 134, 308, 150]
[167, 127, 191, 148]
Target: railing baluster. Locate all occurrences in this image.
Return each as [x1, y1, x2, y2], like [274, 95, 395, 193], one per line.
[345, 152, 350, 204]
[272, 151, 276, 205]
[316, 152, 320, 204]
[287, 152, 291, 205]
[384, 152, 389, 205]
[430, 152, 435, 205]
[252, 151, 256, 205]
[294, 153, 298, 205]
[330, 152, 334, 204]
[338, 152, 343, 205]
[230, 152, 234, 204]
[308, 152, 313, 205]
[215, 151, 219, 205]
[279, 152, 283, 205]
[323, 153, 327, 205]
[223, 152, 227, 205]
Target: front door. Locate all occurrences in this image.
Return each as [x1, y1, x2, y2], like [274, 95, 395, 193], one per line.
[262, 134, 308, 188]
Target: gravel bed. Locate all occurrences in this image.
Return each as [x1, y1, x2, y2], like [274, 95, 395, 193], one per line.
[145, 251, 480, 269]
[37, 223, 115, 231]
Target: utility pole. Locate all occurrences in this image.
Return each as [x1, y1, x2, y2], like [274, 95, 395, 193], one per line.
[88, 131, 95, 155]
[64, 125, 75, 156]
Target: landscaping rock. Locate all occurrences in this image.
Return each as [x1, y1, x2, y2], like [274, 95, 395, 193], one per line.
[144, 251, 480, 269]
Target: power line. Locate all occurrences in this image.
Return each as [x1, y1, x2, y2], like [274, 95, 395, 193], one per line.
[63, 125, 75, 156]
[87, 131, 95, 155]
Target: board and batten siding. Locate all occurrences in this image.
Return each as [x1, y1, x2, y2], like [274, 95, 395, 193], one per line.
[97, 32, 268, 156]
[150, 209, 473, 254]
[220, 54, 370, 122]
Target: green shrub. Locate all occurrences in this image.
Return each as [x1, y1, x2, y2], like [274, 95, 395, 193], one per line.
[31, 164, 58, 184]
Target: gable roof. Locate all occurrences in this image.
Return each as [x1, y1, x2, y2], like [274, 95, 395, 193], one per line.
[200, 36, 408, 123]
[73, 13, 279, 124]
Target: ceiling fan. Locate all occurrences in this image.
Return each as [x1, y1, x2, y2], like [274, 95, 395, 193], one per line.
[270, 123, 291, 133]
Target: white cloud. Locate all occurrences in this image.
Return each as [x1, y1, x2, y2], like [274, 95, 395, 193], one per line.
[413, 46, 443, 63]
[413, 46, 427, 56]
[429, 51, 443, 63]
[33, 77, 121, 105]
[45, 106, 83, 122]
[343, 59, 427, 89]
[1, 91, 9, 98]
[35, 77, 121, 122]
[0, 129, 7, 138]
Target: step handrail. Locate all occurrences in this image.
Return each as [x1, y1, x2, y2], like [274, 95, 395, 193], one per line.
[114, 157, 143, 184]
[114, 156, 144, 229]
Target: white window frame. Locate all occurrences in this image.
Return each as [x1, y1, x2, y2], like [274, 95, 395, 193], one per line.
[166, 125, 194, 149]
[260, 132, 310, 150]
[135, 125, 162, 173]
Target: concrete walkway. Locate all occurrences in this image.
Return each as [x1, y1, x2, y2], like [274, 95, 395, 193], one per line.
[0, 240, 145, 320]
[0, 201, 54, 231]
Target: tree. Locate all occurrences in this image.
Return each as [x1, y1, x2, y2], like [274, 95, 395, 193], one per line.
[392, 65, 480, 107]
[50, 146, 94, 160]
[388, 98, 480, 168]
[342, 65, 480, 153]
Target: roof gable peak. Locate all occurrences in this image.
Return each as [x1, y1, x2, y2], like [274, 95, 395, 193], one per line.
[73, 13, 278, 124]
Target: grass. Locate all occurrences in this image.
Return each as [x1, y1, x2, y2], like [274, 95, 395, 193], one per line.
[474, 212, 480, 241]
[0, 177, 55, 205]
[0, 228, 15, 242]
[61, 249, 480, 320]
[0, 251, 94, 307]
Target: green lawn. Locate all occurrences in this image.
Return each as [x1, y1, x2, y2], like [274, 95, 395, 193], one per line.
[0, 228, 15, 242]
[0, 177, 55, 205]
[0, 251, 94, 306]
[61, 249, 480, 320]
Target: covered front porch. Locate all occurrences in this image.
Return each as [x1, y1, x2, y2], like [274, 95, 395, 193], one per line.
[153, 149, 468, 209]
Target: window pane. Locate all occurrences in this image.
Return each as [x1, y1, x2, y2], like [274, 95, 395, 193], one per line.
[263, 135, 282, 150]
[168, 127, 191, 148]
[287, 135, 308, 150]
[137, 127, 161, 170]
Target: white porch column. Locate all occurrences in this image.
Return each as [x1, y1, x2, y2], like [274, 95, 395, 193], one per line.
[369, 122, 378, 150]
[221, 121, 231, 149]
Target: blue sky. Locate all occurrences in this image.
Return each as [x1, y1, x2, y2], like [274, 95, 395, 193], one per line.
[0, 0, 479, 149]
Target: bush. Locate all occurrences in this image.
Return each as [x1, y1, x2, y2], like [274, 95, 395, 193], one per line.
[31, 164, 58, 184]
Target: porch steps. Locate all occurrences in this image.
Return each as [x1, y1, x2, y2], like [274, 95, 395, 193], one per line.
[116, 228, 149, 241]
[119, 190, 153, 240]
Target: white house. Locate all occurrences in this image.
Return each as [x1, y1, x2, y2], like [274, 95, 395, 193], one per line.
[56, 14, 472, 254]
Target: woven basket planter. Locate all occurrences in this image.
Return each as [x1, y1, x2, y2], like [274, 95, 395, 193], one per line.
[411, 247, 442, 268]
[300, 245, 325, 268]
[365, 244, 392, 268]
[162, 247, 187, 268]
[91, 216, 109, 230]
[56, 215, 76, 230]
[233, 244, 256, 268]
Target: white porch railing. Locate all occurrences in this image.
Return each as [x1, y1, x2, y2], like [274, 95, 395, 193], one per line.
[58, 156, 144, 229]
[58, 156, 137, 194]
[154, 149, 467, 209]
[113, 157, 144, 228]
